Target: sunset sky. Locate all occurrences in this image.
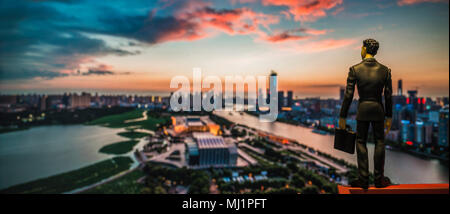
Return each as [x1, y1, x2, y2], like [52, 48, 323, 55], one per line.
[0, 0, 449, 98]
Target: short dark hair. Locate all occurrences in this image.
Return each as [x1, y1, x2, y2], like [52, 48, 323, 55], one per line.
[363, 39, 379, 55]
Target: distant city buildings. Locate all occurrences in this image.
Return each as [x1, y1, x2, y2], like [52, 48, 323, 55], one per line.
[0, 92, 170, 112]
[69, 92, 91, 109]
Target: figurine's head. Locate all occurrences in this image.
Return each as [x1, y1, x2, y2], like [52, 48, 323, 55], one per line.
[361, 39, 379, 59]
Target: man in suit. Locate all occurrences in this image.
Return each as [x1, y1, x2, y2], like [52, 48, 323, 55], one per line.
[339, 39, 393, 189]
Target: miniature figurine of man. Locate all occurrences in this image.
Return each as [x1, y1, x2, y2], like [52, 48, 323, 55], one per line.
[339, 39, 393, 189]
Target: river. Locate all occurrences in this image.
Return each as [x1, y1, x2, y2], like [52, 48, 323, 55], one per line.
[214, 111, 449, 184]
[0, 125, 128, 190]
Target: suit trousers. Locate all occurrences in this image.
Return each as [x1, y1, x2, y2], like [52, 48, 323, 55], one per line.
[356, 120, 385, 182]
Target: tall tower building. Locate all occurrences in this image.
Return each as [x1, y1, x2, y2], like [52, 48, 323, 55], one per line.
[407, 90, 418, 111]
[278, 91, 284, 110]
[398, 79, 403, 96]
[267, 70, 278, 105]
[287, 91, 293, 107]
[438, 107, 449, 148]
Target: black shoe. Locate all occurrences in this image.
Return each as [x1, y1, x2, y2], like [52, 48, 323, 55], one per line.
[350, 179, 369, 189]
[375, 176, 392, 188]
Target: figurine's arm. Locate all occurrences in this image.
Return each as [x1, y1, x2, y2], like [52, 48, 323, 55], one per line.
[339, 67, 356, 119]
[384, 69, 393, 134]
[384, 69, 393, 118]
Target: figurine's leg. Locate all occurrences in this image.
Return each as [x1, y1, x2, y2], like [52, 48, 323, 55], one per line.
[372, 121, 385, 180]
[356, 120, 370, 182]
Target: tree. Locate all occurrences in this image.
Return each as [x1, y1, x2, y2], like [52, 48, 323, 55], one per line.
[188, 172, 210, 194]
[154, 185, 167, 194]
[286, 162, 299, 172]
[290, 174, 305, 188]
[322, 184, 337, 194]
[301, 185, 320, 194]
[265, 187, 300, 194]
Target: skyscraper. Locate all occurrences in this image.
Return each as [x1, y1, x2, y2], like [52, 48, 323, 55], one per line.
[278, 91, 284, 110]
[398, 79, 403, 96]
[407, 90, 419, 111]
[415, 121, 424, 145]
[287, 91, 293, 107]
[267, 70, 278, 105]
[339, 87, 345, 101]
[438, 107, 449, 148]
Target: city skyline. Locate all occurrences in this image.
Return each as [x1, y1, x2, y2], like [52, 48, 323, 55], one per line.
[0, 0, 449, 98]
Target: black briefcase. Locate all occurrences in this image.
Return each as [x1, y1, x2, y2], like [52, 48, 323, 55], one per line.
[334, 125, 356, 154]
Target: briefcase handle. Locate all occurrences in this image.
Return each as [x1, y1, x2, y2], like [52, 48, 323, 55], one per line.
[336, 124, 355, 133]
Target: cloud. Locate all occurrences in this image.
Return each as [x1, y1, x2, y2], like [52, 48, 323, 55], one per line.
[0, 0, 350, 80]
[261, 0, 343, 22]
[230, 0, 258, 4]
[0, 68, 69, 80]
[262, 28, 328, 42]
[0, 1, 139, 80]
[397, 0, 449, 6]
[293, 38, 356, 53]
[1, 0, 280, 80]
[331, 6, 344, 16]
[82, 70, 114, 75]
[265, 33, 310, 42]
[80, 64, 131, 76]
[96, 5, 280, 45]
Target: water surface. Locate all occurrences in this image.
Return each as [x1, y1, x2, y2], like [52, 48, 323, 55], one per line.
[0, 125, 127, 189]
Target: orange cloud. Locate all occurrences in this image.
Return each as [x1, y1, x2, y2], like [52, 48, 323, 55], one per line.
[261, 28, 329, 43]
[293, 38, 356, 53]
[265, 34, 310, 42]
[164, 6, 280, 43]
[262, 0, 343, 22]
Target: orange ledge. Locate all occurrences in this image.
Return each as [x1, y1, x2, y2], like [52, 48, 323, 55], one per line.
[338, 184, 449, 194]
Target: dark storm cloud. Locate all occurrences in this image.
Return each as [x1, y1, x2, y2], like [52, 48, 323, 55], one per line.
[81, 69, 131, 76]
[96, 14, 202, 44]
[0, 0, 139, 80]
[82, 70, 115, 75]
[0, 0, 278, 80]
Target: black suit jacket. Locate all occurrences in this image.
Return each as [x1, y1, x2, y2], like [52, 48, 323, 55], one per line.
[340, 58, 392, 121]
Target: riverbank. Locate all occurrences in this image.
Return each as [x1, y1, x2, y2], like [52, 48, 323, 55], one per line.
[99, 140, 140, 155]
[0, 156, 133, 194]
[86, 109, 170, 131]
[0, 107, 135, 134]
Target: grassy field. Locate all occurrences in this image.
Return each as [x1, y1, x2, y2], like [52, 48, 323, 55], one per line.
[86, 109, 144, 128]
[118, 131, 149, 139]
[0, 156, 133, 194]
[87, 109, 169, 131]
[99, 140, 140, 155]
[82, 169, 146, 194]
